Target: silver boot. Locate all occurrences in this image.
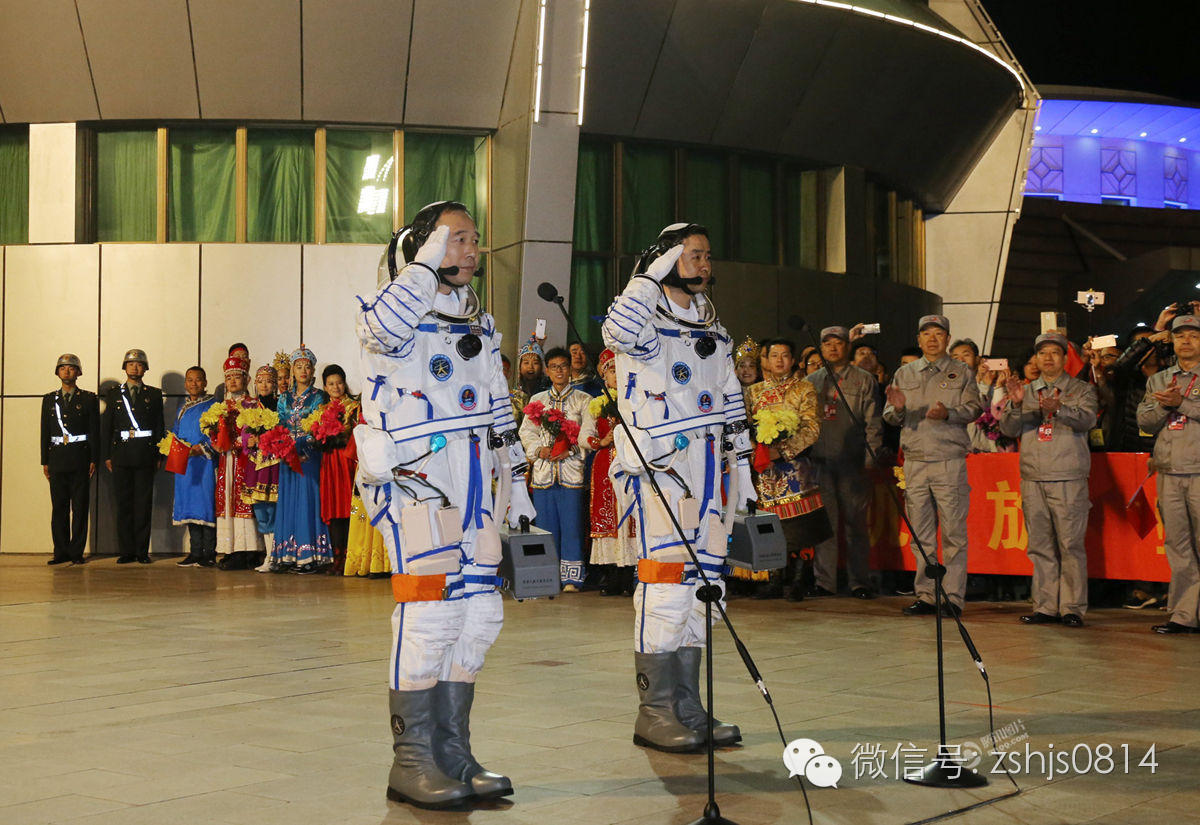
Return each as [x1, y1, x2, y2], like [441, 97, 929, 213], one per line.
[633, 652, 705, 752]
[386, 688, 474, 809]
[433, 681, 512, 798]
[673, 646, 742, 746]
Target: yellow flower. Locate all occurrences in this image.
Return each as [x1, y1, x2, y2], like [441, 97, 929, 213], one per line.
[753, 406, 799, 445]
[300, 406, 324, 434]
[893, 464, 906, 491]
[198, 402, 225, 431]
[158, 434, 175, 456]
[588, 389, 617, 419]
[236, 406, 279, 432]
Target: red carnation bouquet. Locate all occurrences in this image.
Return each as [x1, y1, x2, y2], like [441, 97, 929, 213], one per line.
[259, 425, 302, 474]
[302, 398, 352, 449]
[523, 400, 581, 459]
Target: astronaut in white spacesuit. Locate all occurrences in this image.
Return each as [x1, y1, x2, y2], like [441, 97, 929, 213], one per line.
[355, 201, 536, 809]
[602, 223, 756, 752]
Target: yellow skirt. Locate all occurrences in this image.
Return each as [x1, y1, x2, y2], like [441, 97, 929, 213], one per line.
[344, 495, 391, 577]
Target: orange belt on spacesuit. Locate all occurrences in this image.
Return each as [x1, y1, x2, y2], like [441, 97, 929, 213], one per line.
[391, 573, 449, 603]
[637, 559, 688, 584]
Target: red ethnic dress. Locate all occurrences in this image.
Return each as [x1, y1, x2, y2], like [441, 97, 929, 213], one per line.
[580, 391, 637, 566]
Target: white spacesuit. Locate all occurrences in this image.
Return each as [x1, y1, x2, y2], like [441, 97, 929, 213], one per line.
[355, 202, 536, 809]
[602, 223, 754, 752]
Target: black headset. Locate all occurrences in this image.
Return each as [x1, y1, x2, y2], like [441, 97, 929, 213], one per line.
[385, 200, 484, 285]
[632, 222, 712, 291]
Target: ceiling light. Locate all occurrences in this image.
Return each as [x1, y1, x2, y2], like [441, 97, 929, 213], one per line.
[1180, 137, 1188, 143]
[1140, 132, 1148, 137]
[1034, 125, 1042, 131]
[1090, 128, 1099, 134]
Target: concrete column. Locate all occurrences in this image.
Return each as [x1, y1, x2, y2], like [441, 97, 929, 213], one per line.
[491, 0, 584, 357]
[28, 123, 89, 243]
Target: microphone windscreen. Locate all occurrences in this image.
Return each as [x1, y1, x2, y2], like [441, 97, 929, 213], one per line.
[437, 266, 459, 279]
[537, 282, 559, 302]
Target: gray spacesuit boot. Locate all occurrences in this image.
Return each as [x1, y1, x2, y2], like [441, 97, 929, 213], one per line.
[387, 688, 474, 809]
[673, 646, 742, 746]
[633, 652, 705, 752]
[433, 680, 513, 799]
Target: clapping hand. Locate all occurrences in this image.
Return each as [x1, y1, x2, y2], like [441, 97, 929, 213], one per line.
[885, 385, 906, 409]
[926, 401, 949, 420]
[1154, 378, 1183, 408]
[1005, 375, 1025, 405]
[1039, 394, 1061, 417]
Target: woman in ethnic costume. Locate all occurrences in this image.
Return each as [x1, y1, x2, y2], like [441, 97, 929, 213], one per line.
[248, 364, 282, 573]
[270, 346, 332, 573]
[317, 364, 359, 575]
[213, 356, 265, 569]
[746, 337, 825, 600]
[727, 336, 770, 592]
[580, 348, 638, 597]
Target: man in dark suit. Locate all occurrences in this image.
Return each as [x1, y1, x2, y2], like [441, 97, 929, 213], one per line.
[101, 349, 165, 564]
[41, 354, 101, 565]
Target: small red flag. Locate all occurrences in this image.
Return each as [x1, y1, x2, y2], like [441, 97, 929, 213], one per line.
[1126, 485, 1157, 539]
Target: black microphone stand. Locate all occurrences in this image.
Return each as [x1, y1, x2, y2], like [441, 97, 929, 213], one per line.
[791, 317, 987, 790]
[540, 282, 769, 825]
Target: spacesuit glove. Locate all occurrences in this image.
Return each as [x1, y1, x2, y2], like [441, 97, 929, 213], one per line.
[413, 224, 450, 270]
[642, 244, 685, 283]
[507, 478, 537, 530]
[505, 439, 529, 472]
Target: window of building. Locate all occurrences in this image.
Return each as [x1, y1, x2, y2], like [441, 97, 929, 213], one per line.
[169, 129, 236, 242]
[96, 129, 156, 242]
[570, 139, 614, 344]
[683, 150, 728, 259]
[0, 126, 29, 245]
[1101, 195, 1135, 207]
[737, 157, 776, 264]
[621, 143, 675, 255]
[247, 129, 315, 243]
[784, 165, 821, 270]
[325, 128, 395, 244]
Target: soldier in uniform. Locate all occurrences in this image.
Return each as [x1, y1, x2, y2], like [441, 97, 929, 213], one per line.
[41, 354, 100, 565]
[602, 222, 754, 753]
[805, 326, 883, 599]
[883, 315, 982, 616]
[1137, 314, 1200, 634]
[101, 349, 165, 564]
[1001, 333, 1097, 627]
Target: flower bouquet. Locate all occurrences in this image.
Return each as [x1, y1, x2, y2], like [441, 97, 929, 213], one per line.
[523, 400, 581, 459]
[236, 405, 280, 435]
[199, 401, 238, 452]
[301, 398, 351, 449]
[587, 390, 619, 445]
[975, 409, 1016, 452]
[157, 433, 192, 475]
[259, 425, 302, 474]
[751, 406, 799, 472]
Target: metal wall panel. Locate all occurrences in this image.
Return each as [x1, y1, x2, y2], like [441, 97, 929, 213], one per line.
[0, 0, 99, 123]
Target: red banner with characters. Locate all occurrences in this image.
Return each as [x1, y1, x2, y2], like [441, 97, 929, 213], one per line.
[867, 452, 1171, 582]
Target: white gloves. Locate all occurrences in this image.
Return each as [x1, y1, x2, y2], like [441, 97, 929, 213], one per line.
[507, 477, 537, 530]
[735, 462, 756, 514]
[354, 424, 401, 485]
[413, 224, 449, 269]
[644, 244, 684, 282]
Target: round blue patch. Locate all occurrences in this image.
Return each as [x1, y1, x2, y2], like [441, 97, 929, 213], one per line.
[697, 391, 714, 413]
[671, 361, 692, 385]
[429, 354, 454, 382]
[459, 385, 478, 411]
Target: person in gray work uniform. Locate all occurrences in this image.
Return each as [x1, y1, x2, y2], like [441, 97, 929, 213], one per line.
[805, 325, 883, 599]
[883, 314, 982, 616]
[1137, 314, 1200, 634]
[41, 354, 101, 565]
[1001, 332, 1097, 628]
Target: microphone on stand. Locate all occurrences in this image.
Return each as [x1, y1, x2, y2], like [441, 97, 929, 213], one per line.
[537, 282, 563, 304]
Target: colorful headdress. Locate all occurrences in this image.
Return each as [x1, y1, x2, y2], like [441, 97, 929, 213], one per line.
[223, 356, 249, 376]
[519, 334, 544, 361]
[256, 364, 277, 380]
[273, 351, 291, 373]
[734, 335, 758, 363]
[597, 347, 615, 373]
[290, 345, 316, 365]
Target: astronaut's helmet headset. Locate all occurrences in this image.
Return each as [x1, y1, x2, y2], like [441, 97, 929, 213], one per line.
[635, 223, 717, 356]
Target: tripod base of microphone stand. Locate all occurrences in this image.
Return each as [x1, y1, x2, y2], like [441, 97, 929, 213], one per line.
[686, 801, 739, 825]
[902, 748, 989, 789]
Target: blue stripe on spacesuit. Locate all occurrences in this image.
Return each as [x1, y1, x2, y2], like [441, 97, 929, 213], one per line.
[698, 434, 716, 529]
[394, 601, 405, 687]
[406, 543, 460, 562]
[632, 476, 649, 653]
[462, 435, 485, 530]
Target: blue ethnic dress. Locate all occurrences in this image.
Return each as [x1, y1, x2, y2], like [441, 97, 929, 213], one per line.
[272, 385, 332, 565]
[171, 396, 216, 526]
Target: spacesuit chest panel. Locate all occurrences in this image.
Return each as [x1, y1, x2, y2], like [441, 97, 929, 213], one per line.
[362, 313, 498, 444]
[618, 320, 728, 440]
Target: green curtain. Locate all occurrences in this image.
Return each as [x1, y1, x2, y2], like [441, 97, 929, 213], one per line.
[97, 130, 156, 242]
[0, 126, 29, 244]
[784, 166, 820, 269]
[573, 139, 612, 253]
[403, 133, 477, 224]
[569, 257, 610, 345]
[684, 151, 727, 258]
[326, 129, 394, 244]
[738, 158, 775, 264]
[169, 129, 235, 242]
[621, 143, 674, 254]
[248, 130, 314, 243]
[473, 136, 489, 245]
